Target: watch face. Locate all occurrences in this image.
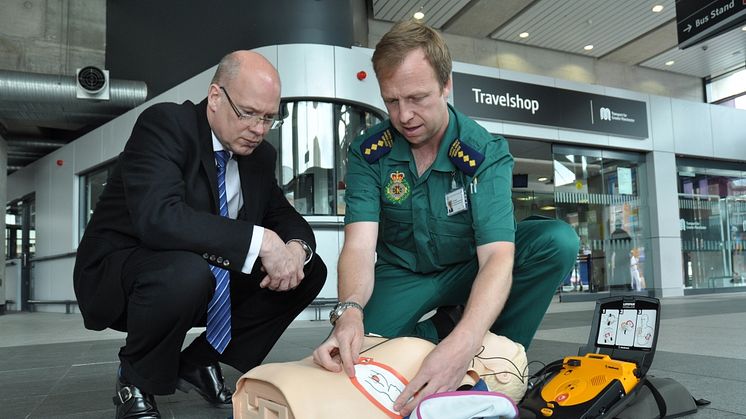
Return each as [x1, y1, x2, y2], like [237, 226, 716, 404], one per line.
[330, 305, 342, 324]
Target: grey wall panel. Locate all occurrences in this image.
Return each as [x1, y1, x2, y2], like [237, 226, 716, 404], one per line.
[73, 130, 104, 175]
[101, 111, 138, 162]
[647, 151, 681, 238]
[646, 151, 684, 297]
[278, 44, 335, 99]
[649, 95, 675, 152]
[255, 45, 279, 70]
[453, 61, 502, 79]
[607, 134, 653, 152]
[473, 120, 505, 137]
[711, 105, 746, 162]
[655, 236, 686, 297]
[175, 67, 214, 104]
[7, 159, 34, 202]
[672, 99, 714, 157]
[556, 129, 609, 148]
[29, 259, 77, 312]
[33, 156, 52, 256]
[555, 78, 605, 94]
[500, 122, 560, 142]
[47, 146, 76, 254]
[334, 47, 386, 113]
[496, 67, 557, 87]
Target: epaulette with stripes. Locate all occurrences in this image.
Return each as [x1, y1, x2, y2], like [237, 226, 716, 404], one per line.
[448, 138, 484, 176]
[360, 129, 393, 164]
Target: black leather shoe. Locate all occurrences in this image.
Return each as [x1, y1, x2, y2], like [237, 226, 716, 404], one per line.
[176, 360, 232, 407]
[113, 378, 160, 418]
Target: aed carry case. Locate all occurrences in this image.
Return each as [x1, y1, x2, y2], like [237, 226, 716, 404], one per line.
[518, 295, 704, 419]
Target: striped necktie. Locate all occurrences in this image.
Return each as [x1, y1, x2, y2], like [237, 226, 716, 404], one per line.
[206, 150, 231, 353]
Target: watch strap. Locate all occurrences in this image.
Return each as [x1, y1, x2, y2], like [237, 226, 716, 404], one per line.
[330, 301, 364, 325]
[287, 239, 313, 265]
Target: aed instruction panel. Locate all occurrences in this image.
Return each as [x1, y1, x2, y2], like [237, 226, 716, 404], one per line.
[596, 308, 656, 350]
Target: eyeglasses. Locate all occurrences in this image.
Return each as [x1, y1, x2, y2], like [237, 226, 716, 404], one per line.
[219, 86, 283, 130]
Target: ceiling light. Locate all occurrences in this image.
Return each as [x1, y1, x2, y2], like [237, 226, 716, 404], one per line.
[413, 11, 424, 20]
[584, 44, 594, 51]
[652, 5, 664, 12]
[665, 60, 675, 66]
[538, 177, 549, 182]
[742, 25, 746, 31]
[519, 32, 529, 38]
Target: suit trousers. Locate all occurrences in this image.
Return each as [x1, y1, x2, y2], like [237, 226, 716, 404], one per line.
[117, 248, 326, 395]
[363, 217, 579, 348]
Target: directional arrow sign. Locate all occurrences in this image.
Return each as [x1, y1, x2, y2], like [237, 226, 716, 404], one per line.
[676, 0, 746, 49]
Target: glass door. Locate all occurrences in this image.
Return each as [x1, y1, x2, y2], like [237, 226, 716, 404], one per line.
[552, 146, 649, 296]
[677, 162, 746, 290]
[5, 194, 36, 311]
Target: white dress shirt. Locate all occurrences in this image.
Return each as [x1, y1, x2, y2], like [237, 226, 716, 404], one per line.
[212, 133, 264, 273]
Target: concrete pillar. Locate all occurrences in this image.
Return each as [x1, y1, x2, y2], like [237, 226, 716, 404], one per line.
[646, 150, 685, 297]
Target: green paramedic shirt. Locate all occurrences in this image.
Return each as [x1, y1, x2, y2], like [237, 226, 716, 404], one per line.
[344, 105, 516, 274]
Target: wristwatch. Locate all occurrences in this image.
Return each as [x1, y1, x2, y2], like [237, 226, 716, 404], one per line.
[287, 239, 313, 265]
[329, 301, 364, 326]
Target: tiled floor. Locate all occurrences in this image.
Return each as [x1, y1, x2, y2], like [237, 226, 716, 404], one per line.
[1, 292, 745, 418]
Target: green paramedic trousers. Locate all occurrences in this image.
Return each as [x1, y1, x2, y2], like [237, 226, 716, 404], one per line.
[363, 217, 580, 348]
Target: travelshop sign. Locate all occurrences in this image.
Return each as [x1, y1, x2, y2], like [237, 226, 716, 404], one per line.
[452, 72, 649, 139]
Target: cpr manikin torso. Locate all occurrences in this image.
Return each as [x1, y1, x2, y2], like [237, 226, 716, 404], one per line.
[232, 333, 527, 419]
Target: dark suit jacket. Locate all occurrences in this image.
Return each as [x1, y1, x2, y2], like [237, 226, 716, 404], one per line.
[73, 99, 315, 331]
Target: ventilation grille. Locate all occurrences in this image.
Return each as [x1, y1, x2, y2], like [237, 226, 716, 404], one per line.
[591, 375, 608, 386]
[77, 66, 107, 92]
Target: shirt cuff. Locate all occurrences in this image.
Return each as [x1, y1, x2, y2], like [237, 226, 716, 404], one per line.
[241, 226, 265, 274]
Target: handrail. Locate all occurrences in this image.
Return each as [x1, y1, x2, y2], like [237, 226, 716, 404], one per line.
[29, 252, 77, 263]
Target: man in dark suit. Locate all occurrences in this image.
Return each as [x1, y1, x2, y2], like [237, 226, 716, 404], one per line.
[74, 50, 326, 418]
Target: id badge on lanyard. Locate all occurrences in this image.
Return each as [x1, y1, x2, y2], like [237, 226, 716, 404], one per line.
[445, 172, 468, 216]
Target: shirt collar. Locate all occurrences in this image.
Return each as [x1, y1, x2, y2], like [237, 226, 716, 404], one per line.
[431, 105, 458, 172]
[211, 131, 233, 159]
[387, 105, 458, 172]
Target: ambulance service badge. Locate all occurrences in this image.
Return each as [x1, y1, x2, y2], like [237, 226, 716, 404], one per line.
[385, 171, 410, 204]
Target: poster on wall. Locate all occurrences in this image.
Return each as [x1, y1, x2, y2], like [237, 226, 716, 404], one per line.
[618, 167, 633, 195]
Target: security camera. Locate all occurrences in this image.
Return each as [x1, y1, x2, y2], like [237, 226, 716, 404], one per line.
[701, 45, 708, 51]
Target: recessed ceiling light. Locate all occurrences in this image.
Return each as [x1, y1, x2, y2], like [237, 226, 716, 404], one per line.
[413, 11, 424, 20]
[742, 25, 746, 31]
[652, 5, 664, 12]
[584, 44, 594, 51]
[538, 177, 549, 182]
[519, 32, 529, 38]
[665, 60, 675, 66]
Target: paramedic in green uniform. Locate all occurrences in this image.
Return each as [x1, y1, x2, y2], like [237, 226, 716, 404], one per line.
[313, 21, 579, 415]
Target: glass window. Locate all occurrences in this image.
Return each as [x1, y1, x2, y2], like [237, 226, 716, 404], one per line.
[79, 162, 115, 238]
[266, 101, 382, 215]
[553, 146, 650, 295]
[5, 197, 35, 260]
[677, 161, 746, 290]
